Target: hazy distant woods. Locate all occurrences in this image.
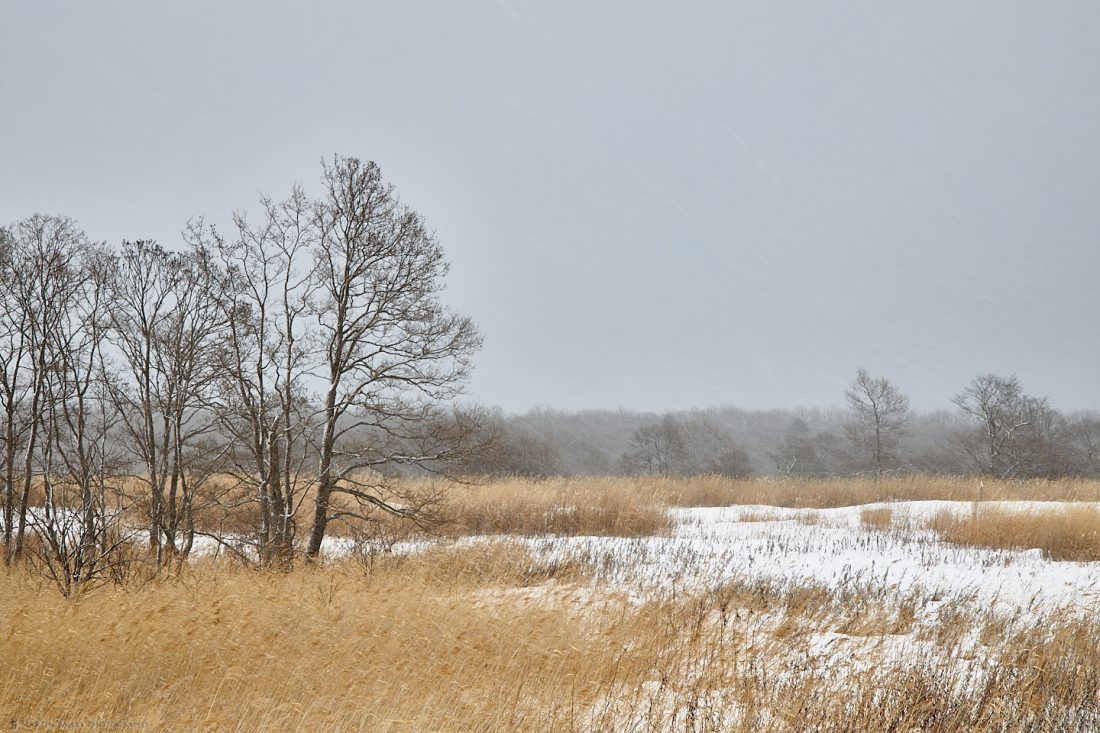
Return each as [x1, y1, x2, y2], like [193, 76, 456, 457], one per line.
[462, 374, 1100, 481]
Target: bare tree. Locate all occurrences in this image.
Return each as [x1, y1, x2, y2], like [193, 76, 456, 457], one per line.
[1, 215, 95, 562]
[305, 156, 481, 558]
[0, 217, 131, 591]
[844, 368, 910, 479]
[677, 417, 754, 477]
[104, 240, 174, 557]
[0, 223, 27, 559]
[1012, 398, 1071, 479]
[156, 246, 231, 558]
[104, 240, 227, 562]
[1064, 415, 1100, 477]
[197, 189, 319, 565]
[952, 374, 1039, 478]
[31, 243, 132, 595]
[459, 411, 562, 477]
[621, 416, 690, 475]
[183, 159, 480, 563]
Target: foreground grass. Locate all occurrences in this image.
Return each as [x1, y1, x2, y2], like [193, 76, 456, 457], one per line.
[6, 476, 1100, 730]
[3, 537, 1099, 732]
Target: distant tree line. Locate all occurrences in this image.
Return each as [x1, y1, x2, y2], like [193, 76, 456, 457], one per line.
[457, 371, 1100, 481]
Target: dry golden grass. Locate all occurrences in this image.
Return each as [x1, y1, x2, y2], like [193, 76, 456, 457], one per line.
[651, 474, 1100, 507]
[1, 544, 602, 732]
[6, 471, 1100, 730]
[3, 548, 1098, 732]
[29, 474, 1100, 544]
[441, 476, 673, 537]
[793, 509, 824, 526]
[425, 475, 1100, 539]
[860, 506, 895, 531]
[928, 504, 1100, 561]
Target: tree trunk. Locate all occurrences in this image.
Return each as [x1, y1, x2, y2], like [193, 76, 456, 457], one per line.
[306, 386, 338, 559]
[2, 398, 15, 559]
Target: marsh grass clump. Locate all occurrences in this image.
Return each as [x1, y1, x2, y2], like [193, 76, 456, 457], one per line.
[860, 506, 895, 531]
[928, 505, 1100, 561]
[441, 476, 674, 537]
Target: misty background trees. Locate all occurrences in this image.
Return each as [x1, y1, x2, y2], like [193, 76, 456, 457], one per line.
[844, 369, 910, 479]
[458, 376, 1100, 482]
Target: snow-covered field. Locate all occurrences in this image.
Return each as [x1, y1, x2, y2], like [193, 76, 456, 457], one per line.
[514, 501, 1100, 615]
[433, 500, 1096, 729]
[7, 498, 1099, 729]
[143, 499, 1100, 624]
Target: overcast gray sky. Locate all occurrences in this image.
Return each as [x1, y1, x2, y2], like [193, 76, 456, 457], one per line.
[2, 1, 1097, 414]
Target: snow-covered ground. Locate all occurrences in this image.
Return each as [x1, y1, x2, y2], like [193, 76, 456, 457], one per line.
[14, 498, 1098, 725]
[518, 500, 1100, 728]
[515, 501, 1100, 616]
[21, 499, 1099, 618]
[536, 501, 1100, 728]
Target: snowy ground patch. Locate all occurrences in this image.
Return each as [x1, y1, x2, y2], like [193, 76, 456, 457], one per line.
[515, 501, 1100, 616]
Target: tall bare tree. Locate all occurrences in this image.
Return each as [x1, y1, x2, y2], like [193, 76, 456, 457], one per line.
[2, 215, 93, 562]
[104, 240, 175, 557]
[0, 223, 26, 559]
[32, 243, 130, 595]
[844, 368, 910, 479]
[156, 245, 229, 558]
[0, 216, 131, 590]
[305, 156, 481, 558]
[192, 188, 319, 565]
[952, 374, 1039, 478]
[105, 240, 227, 562]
